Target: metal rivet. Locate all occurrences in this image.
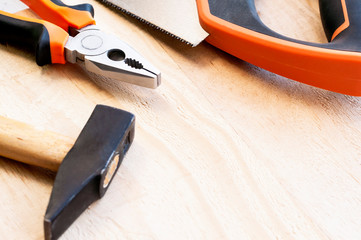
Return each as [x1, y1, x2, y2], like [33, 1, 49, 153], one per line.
[81, 35, 103, 50]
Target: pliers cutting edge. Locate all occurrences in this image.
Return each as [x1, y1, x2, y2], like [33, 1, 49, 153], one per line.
[0, 0, 161, 89]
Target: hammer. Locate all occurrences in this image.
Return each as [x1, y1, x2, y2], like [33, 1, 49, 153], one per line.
[0, 105, 135, 240]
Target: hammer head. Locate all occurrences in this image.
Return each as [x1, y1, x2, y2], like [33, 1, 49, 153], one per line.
[44, 105, 135, 240]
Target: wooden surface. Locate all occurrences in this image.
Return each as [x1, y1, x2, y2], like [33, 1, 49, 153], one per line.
[1, 0, 361, 239]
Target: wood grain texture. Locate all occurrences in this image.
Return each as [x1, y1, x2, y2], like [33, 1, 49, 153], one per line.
[0, 116, 74, 171]
[0, 0, 360, 239]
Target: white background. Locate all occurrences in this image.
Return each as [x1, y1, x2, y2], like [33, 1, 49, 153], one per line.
[0, 0, 27, 13]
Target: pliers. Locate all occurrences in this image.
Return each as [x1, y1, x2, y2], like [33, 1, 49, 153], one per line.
[0, 0, 161, 89]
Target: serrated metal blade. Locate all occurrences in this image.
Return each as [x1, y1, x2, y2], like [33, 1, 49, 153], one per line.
[98, 0, 209, 46]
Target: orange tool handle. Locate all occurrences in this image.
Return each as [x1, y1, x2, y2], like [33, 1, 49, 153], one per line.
[0, 10, 68, 65]
[197, 0, 361, 96]
[20, 0, 96, 31]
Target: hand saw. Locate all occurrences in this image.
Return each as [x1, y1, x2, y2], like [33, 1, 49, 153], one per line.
[103, 0, 361, 96]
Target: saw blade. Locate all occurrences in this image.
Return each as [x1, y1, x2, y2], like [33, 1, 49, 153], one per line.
[99, 0, 209, 46]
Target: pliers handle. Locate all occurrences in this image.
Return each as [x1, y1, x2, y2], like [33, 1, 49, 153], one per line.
[0, 0, 94, 65]
[22, 0, 95, 31]
[0, 0, 161, 88]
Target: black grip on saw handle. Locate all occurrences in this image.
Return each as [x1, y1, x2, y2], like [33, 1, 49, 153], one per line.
[206, 0, 361, 51]
[319, 0, 347, 41]
[198, 0, 361, 95]
[319, 0, 361, 50]
[0, 11, 68, 65]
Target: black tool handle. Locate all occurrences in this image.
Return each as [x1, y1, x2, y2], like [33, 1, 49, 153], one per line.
[319, 0, 346, 41]
[207, 0, 361, 51]
[0, 11, 68, 65]
[319, 0, 361, 46]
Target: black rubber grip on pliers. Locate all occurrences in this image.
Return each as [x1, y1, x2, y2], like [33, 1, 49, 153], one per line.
[51, 0, 95, 17]
[0, 14, 52, 66]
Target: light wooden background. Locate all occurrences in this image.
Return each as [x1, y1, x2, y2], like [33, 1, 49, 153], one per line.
[1, 0, 361, 239]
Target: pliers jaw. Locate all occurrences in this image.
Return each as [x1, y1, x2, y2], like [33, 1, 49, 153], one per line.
[65, 26, 161, 89]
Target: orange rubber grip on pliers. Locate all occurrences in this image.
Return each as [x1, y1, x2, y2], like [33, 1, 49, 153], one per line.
[0, 10, 68, 65]
[196, 0, 361, 96]
[21, 0, 95, 31]
[0, 0, 96, 65]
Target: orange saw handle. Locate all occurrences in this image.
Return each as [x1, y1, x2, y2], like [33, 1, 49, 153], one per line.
[196, 0, 361, 96]
[20, 0, 95, 31]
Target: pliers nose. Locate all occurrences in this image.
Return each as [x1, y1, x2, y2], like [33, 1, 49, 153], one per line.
[65, 26, 161, 89]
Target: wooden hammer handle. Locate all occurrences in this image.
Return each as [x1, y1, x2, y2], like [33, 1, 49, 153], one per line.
[0, 116, 75, 171]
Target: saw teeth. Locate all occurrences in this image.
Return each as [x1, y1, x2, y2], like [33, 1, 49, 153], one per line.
[97, 0, 194, 46]
[124, 58, 143, 69]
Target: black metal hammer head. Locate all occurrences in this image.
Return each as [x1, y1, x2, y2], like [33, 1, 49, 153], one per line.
[44, 105, 135, 240]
